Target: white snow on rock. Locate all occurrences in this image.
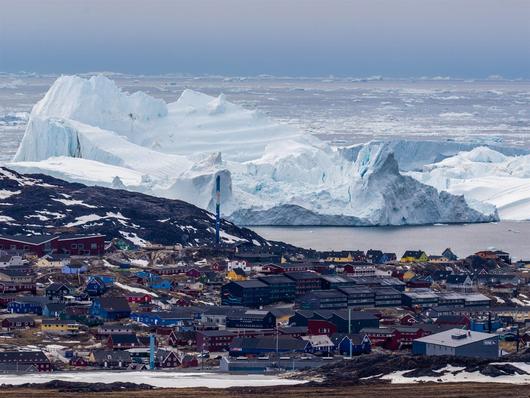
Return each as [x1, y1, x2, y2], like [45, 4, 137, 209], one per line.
[409, 146, 530, 220]
[115, 281, 158, 298]
[0, 189, 21, 199]
[380, 363, 530, 385]
[9, 75, 496, 226]
[52, 197, 98, 208]
[0, 370, 303, 388]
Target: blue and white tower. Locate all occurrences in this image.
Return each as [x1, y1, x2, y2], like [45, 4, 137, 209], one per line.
[215, 175, 221, 246]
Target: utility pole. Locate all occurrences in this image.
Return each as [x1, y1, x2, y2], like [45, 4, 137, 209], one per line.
[349, 307, 352, 358]
[215, 175, 221, 246]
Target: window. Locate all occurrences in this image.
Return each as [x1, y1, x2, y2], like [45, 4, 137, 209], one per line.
[91, 243, 98, 250]
[71, 244, 77, 249]
[78, 244, 84, 250]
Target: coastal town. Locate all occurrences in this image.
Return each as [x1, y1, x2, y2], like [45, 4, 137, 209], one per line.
[0, 232, 529, 375]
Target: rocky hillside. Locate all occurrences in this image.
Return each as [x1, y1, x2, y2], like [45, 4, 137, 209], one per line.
[0, 168, 270, 247]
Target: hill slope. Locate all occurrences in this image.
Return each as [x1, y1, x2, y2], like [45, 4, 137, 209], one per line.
[0, 168, 269, 247]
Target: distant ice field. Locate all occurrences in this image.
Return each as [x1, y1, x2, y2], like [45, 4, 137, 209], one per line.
[1, 74, 530, 163]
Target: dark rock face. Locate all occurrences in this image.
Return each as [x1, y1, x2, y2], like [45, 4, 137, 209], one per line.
[297, 352, 530, 386]
[12, 380, 153, 392]
[0, 168, 270, 247]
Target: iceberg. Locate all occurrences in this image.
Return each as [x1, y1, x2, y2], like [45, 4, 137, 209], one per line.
[9, 75, 496, 226]
[409, 146, 530, 221]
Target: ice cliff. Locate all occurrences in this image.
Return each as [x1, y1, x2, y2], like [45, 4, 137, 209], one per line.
[9, 75, 497, 226]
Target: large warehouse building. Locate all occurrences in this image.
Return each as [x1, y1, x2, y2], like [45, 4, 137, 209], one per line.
[412, 328, 499, 359]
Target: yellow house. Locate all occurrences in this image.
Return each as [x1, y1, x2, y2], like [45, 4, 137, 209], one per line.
[428, 255, 450, 263]
[402, 270, 416, 281]
[400, 250, 429, 263]
[324, 252, 354, 263]
[226, 268, 247, 281]
[41, 319, 80, 334]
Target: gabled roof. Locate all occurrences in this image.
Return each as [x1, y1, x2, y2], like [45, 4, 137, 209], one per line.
[109, 333, 139, 345]
[45, 282, 70, 292]
[0, 234, 58, 245]
[0, 350, 50, 363]
[301, 334, 334, 347]
[402, 250, 425, 258]
[330, 333, 369, 345]
[91, 350, 131, 362]
[96, 296, 131, 312]
[446, 274, 471, 284]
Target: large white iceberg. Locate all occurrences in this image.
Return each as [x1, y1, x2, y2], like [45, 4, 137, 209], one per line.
[409, 146, 530, 220]
[10, 75, 496, 225]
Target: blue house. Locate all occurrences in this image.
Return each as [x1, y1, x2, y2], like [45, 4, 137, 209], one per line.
[62, 263, 88, 275]
[134, 271, 171, 290]
[85, 277, 108, 296]
[90, 296, 131, 320]
[42, 302, 67, 318]
[149, 279, 172, 290]
[331, 333, 371, 355]
[8, 297, 50, 315]
[130, 310, 196, 328]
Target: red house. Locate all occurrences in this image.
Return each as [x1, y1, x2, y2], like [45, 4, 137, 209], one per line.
[307, 319, 337, 336]
[211, 262, 227, 272]
[361, 326, 428, 350]
[69, 356, 88, 367]
[179, 354, 198, 368]
[126, 292, 152, 304]
[0, 234, 105, 257]
[185, 268, 202, 278]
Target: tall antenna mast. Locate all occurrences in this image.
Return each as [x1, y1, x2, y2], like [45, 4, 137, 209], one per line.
[215, 175, 221, 246]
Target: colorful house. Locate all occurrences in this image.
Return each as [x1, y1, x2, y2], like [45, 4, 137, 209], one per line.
[400, 250, 429, 263]
[62, 262, 88, 275]
[41, 319, 81, 334]
[85, 276, 109, 296]
[331, 333, 371, 355]
[226, 268, 247, 281]
[90, 297, 131, 320]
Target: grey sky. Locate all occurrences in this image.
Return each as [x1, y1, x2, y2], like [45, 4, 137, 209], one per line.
[1, 0, 529, 77]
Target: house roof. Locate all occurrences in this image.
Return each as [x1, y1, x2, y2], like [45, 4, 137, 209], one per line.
[447, 274, 471, 284]
[330, 333, 368, 345]
[109, 333, 139, 345]
[0, 350, 50, 363]
[301, 334, 334, 347]
[402, 250, 426, 258]
[305, 289, 346, 299]
[414, 328, 497, 347]
[91, 350, 131, 362]
[231, 280, 268, 289]
[42, 318, 78, 326]
[2, 316, 35, 324]
[45, 282, 70, 292]
[0, 234, 58, 245]
[97, 297, 131, 312]
[258, 275, 295, 285]
[44, 302, 67, 312]
[402, 290, 438, 300]
[284, 271, 320, 281]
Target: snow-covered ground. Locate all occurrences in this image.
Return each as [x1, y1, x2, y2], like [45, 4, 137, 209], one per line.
[381, 363, 530, 385]
[6, 75, 497, 226]
[0, 370, 305, 388]
[115, 281, 159, 298]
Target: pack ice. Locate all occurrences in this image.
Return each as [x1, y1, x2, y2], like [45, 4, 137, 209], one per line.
[10, 75, 496, 225]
